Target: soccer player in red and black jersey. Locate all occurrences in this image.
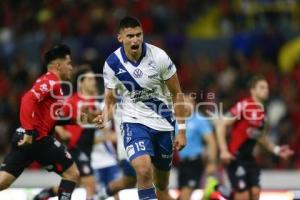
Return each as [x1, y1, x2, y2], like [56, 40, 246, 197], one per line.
[34, 66, 99, 200]
[215, 75, 294, 200]
[0, 45, 80, 200]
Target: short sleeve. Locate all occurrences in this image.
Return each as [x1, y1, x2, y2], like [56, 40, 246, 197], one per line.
[103, 62, 118, 89]
[159, 50, 177, 81]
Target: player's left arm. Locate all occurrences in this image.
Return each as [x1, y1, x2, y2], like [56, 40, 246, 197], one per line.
[258, 128, 294, 159]
[165, 74, 186, 151]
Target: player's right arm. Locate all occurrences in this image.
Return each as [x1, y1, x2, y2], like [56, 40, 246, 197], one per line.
[215, 101, 242, 164]
[93, 62, 117, 128]
[94, 88, 117, 129]
[215, 116, 235, 164]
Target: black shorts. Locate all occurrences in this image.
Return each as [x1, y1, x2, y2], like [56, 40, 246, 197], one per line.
[227, 159, 261, 192]
[178, 156, 203, 189]
[0, 135, 74, 178]
[69, 147, 93, 177]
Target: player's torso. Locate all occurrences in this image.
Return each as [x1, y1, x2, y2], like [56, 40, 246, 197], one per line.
[64, 93, 97, 150]
[111, 44, 174, 131]
[68, 93, 97, 121]
[116, 49, 166, 101]
[179, 114, 203, 158]
[180, 114, 206, 158]
[36, 97, 62, 134]
[232, 102, 265, 139]
[229, 99, 266, 157]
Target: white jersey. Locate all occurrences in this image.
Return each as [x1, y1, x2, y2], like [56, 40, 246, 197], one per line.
[103, 43, 176, 131]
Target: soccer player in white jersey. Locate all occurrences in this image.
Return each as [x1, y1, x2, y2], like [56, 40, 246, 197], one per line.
[93, 17, 186, 200]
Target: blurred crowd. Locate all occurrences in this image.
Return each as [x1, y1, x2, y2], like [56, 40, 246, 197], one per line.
[1, 0, 300, 169]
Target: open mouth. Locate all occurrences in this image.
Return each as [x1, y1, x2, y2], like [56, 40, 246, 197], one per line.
[131, 45, 139, 51]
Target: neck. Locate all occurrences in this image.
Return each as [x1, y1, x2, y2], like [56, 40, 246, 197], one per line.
[48, 69, 61, 80]
[252, 95, 262, 103]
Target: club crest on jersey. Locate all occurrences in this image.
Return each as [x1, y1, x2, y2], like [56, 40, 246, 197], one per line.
[133, 68, 143, 78]
[148, 61, 157, 69]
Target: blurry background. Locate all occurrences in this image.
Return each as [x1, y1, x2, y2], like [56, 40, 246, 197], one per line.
[1, 0, 300, 174]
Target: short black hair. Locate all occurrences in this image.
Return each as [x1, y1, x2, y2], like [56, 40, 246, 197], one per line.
[74, 65, 93, 83]
[248, 75, 267, 89]
[119, 16, 141, 31]
[44, 44, 71, 66]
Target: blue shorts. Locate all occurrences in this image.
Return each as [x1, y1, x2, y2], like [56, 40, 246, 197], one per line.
[122, 123, 175, 171]
[94, 165, 121, 187]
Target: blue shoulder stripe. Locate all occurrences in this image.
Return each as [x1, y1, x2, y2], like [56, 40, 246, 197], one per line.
[106, 53, 143, 91]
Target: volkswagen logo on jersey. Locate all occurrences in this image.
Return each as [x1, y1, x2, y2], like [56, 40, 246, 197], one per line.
[133, 68, 143, 78]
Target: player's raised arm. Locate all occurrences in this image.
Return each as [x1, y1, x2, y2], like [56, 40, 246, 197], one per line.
[165, 74, 186, 151]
